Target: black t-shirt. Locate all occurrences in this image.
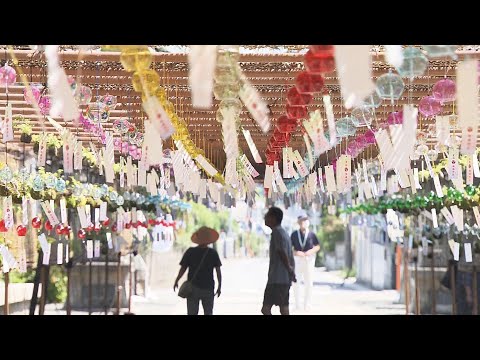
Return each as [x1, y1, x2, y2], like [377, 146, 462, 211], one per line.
[291, 230, 320, 252]
[179, 247, 222, 290]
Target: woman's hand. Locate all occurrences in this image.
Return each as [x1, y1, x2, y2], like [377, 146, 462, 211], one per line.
[173, 281, 179, 292]
[215, 287, 222, 298]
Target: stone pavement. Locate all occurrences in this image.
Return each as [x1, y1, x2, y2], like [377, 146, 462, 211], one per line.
[41, 257, 405, 315]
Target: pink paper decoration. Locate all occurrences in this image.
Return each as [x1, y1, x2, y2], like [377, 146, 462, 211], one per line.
[432, 78, 456, 104]
[419, 96, 442, 117]
[387, 111, 403, 125]
[364, 129, 376, 144]
[24, 85, 41, 105]
[0, 64, 16, 86]
[38, 96, 52, 115]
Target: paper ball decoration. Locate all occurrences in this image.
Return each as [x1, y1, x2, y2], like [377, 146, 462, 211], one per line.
[32, 175, 45, 191]
[355, 134, 367, 149]
[99, 94, 117, 107]
[304, 50, 335, 74]
[38, 96, 52, 115]
[387, 111, 403, 125]
[24, 85, 42, 105]
[427, 149, 438, 162]
[423, 45, 457, 59]
[335, 117, 357, 137]
[45, 174, 57, 189]
[75, 85, 93, 106]
[55, 178, 67, 192]
[364, 129, 376, 144]
[86, 102, 109, 123]
[396, 47, 428, 79]
[287, 87, 312, 106]
[419, 96, 442, 117]
[363, 92, 382, 108]
[0, 167, 13, 183]
[346, 141, 359, 157]
[432, 79, 456, 104]
[351, 106, 374, 127]
[376, 71, 404, 101]
[0, 64, 16, 85]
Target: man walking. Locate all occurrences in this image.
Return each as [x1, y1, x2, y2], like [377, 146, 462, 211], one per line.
[261, 207, 296, 315]
[291, 213, 320, 312]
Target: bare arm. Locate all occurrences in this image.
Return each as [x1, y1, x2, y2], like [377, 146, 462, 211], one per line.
[173, 265, 188, 291]
[277, 247, 296, 282]
[215, 266, 222, 297]
[305, 245, 320, 256]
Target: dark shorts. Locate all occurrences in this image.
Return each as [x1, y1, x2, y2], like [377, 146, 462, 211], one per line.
[263, 284, 290, 307]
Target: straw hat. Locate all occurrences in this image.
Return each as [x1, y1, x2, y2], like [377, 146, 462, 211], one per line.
[191, 226, 219, 245]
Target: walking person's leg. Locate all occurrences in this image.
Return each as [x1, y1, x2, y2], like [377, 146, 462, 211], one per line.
[293, 257, 304, 310]
[200, 289, 215, 315]
[279, 285, 291, 315]
[304, 256, 315, 311]
[262, 284, 274, 315]
[187, 288, 201, 315]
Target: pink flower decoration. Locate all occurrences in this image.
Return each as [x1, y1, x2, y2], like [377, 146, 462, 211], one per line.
[38, 96, 52, 115]
[0, 64, 16, 86]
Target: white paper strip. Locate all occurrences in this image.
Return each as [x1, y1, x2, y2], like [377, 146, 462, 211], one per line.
[433, 174, 443, 197]
[473, 206, 480, 227]
[42, 243, 51, 265]
[2, 103, 13, 143]
[238, 69, 270, 133]
[107, 233, 113, 249]
[57, 243, 63, 265]
[473, 153, 480, 178]
[323, 95, 337, 146]
[94, 240, 101, 258]
[318, 167, 325, 192]
[465, 243, 473, 263]
[77, 206, 89, 229]
[432, 209, 438, 228]
[188, 45, 217, 108]
[41, 201, 59, 226]
[60, 198, 67, 225]
[441, 207, 455, 225]
[457, 59, 478, 129]
[86, 240, 93, 259]
[242, 129, 262, 163]
[100, 202, 108, 221]
[293, 150, 309, 178]
[435, 115, 450, 145]
[466, 155, 474, 185]
[264, 165, 274, 189]
[22, 196, 28, 226]
[142, 96, 175, 140]
[38, 135, 47, 167]
[453, 241, 460, 261]
[325, 165, 337, 193]
[334, 45, 375, 109]
[195, 155, 218, 177]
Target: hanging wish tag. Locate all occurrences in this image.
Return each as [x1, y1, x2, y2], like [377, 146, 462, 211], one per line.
[38, 135, 47, 167]
[77, 206, 89, 229]
[441, 207, 455, 225]
[2, 103, 13, 143]
[85, 204, 92, 225]
[413, 168, 422, 189]
[188, 45, 217, 108]
[65, 244, 69, 262]
[3, 196, 14, 229]
[465, 243, 473, 262]
[100, 202, 107, 221]
[466, 155, 474, 185]
[41, 201, 59, 226]
[18, 248, 27, 273]
[22, 196, 28, 226]
[107, 233, 113, 249]
[86, 240, 93, 259]
[60, 198, 68, 225]
[143, 96, 175, 139]
[242, 129, 263, 163]
[293, 150, 309, 177]
[380, 169, 387, 191]
[473, 206, 480, 227]
[453, 241, 460, 261]
[448, 147, 460, 179]
[432, 208, 438, 228]
[473, 153, 480, 178]
[94, 240, 101, 258]
[318, 168, 325, 192]
[95, 208, 100, 227]
[323, 95, 337, 145]
[325, 165, 337, 193]
[264, 165, 274, 189]
[433, 174, 444, 197]
[74, 141, 83, 170]
[57, 243, 63, 265]
[363, 182, 373, 199]
[238, 71, 270, 133]
[43, 243, 51, 265]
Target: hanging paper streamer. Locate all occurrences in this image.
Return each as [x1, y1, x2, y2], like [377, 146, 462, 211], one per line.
[240, 154, 259, 178]
[237, 67, 270, 133]
[436, 115, 450, 145]
[2, 103, 13, 143]
[323, 95, 337, 146]
[143, 96, 175, 140]
[318, 167, 325, 192]
[303, 110, 331, 157]
[384, 45, 404, 68]
[303, 133, 314, 170]
[188, 45, 218, 109]
[104, 131, 115, 183]
[334, 45, 375, 109]
[324, 165, 337, 193]
[336, 155, 352, 193]
[457, 59, 478, 155]
[45, 45, 79, 122]
[195, 155, 218, 177]
[264, 165, 274, 189]
[242, 129, 262, 163]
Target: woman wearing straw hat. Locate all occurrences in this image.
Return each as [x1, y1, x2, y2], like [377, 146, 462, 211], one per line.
[174, 227, 222, 315]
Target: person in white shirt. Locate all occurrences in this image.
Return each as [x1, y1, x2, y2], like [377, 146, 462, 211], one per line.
[291, 214, 320, 311]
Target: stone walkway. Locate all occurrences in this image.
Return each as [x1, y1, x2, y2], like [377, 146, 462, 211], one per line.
[41, 257, 405, 315]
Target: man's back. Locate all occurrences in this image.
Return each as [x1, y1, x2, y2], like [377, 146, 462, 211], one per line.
[268, 225, 294, 284]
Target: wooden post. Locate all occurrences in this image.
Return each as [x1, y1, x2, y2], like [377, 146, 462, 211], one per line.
[39, 265, 49, 315]
[414, 257, 420, 315]
[128, 251, 133, 313]
[66, 261, 72, 315]
[404, 245, 409, 315]
[104, 252, 109, 315]
[29, 250, 43, 315]
[430, 243, 436, 315]
[116, 252, 121, 315]
[450, 262, 457, 315]
[473, 265, 478, 315]
[88, 259, 93, 315]
[4, 271, 9, 315]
